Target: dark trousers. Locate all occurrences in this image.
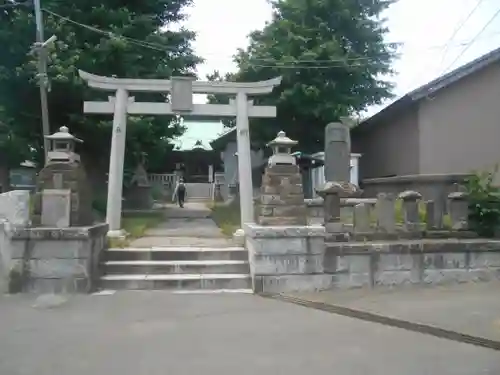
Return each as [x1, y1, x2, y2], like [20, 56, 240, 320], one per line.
[178, 190, 185, 207]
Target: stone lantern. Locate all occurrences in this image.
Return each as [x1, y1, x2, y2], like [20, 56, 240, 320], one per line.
[258, 131, 306, 226]
[32, 126, 93, 228]
[45, 126, 83, 164]
[267, 131, 298, 166]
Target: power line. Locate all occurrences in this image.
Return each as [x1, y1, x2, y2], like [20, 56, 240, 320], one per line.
[41, 8, 396, 66]
[437, 0, 486, 72]
[42, 8, 500, 64]
[42, 8, 182, 53]
[442, 5, 500, 73]
[41, 7, 500, 70]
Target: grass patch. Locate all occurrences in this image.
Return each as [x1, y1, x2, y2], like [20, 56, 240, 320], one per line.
[108, 211, 165, 248]
[209, 203, 241, 237]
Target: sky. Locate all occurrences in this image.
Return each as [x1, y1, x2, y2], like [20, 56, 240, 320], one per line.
[176, 0, 500, 150]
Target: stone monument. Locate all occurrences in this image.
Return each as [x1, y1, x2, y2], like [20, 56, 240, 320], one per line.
[32, 126, 93, 227]
[258, 131, 307, 225]
[324, 122, 351, 182]
[124, 159, 153, 209]
[316, 122, 360, 232]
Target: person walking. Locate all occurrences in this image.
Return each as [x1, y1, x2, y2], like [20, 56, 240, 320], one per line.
[172, 178, 187, 208]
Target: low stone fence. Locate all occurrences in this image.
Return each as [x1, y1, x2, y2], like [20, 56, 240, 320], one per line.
[361, 173, 471, 214]
[0, 190, 108, 294]
[305, 197, 377, 225]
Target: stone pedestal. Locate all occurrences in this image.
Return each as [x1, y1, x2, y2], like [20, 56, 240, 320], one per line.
[259, 164, 307, 226]
[32, 162, 93, 227]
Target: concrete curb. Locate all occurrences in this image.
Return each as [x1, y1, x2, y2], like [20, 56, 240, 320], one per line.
[261, 293, 500, 352]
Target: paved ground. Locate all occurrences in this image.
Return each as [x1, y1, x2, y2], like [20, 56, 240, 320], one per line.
[290, 281, 500, 343]
[129, 202, 234, 248]
[0, 291, 498, 375]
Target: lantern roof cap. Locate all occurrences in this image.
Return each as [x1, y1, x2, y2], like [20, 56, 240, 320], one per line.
[45, 126, 83, 143]
[267, 131, 297, 147]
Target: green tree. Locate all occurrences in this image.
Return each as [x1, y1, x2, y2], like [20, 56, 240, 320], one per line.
[0, 0, 201, 187]
[209, 0, 398, 152]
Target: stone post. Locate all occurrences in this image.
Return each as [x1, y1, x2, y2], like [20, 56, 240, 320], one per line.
[399, 190, 422, 232]
[214, 183, 224, 202]
[354, 202, 371, 233]
[323, 189, 341, 232]
[375, 193, 396, 233]
[425, 200, 436, 230]
[317, 181, 359, 233]
[448, 191, 468, 230]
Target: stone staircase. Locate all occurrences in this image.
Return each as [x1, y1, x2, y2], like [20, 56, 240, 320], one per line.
[99, 246, 252, 293]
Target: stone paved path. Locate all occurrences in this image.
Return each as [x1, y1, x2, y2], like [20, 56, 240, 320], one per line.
[129, 202, 234, 248]
[0, 292, 498, 375]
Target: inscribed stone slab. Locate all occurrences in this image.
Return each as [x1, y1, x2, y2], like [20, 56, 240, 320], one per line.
[324, 122, 351, 182]
[41, 189, 71, 228]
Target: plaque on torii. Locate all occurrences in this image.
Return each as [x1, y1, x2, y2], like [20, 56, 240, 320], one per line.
[79, 70, 282, 237]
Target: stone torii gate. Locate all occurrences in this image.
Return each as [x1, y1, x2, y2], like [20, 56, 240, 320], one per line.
[79, 70, 281, 237]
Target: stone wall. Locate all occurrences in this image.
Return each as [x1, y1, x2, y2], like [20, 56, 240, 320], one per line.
[324, 239, 500, 288]
[244, 221, 500, 292]
[6, 224, 108, 293]
[244, 178, 500, 293]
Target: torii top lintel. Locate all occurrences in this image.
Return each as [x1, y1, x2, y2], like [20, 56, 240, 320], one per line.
[78, 70, 282, 95]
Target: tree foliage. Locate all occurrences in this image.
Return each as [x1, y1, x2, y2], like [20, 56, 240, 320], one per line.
[0, 0, 201, 180]
[209, 0, 398, 152]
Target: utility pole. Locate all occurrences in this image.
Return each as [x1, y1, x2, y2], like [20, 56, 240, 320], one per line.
[33, 0, 51, 164]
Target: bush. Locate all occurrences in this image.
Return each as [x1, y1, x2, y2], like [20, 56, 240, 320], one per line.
[465, 167, 500, 237]
[92, 192, 108, 216]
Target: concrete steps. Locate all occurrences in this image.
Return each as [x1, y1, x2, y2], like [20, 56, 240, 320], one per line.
[103, 260, 250, 274]
[100, 247, 252, 292]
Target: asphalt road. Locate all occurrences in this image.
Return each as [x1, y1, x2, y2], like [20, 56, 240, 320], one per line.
[0, 291, 498, 375]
